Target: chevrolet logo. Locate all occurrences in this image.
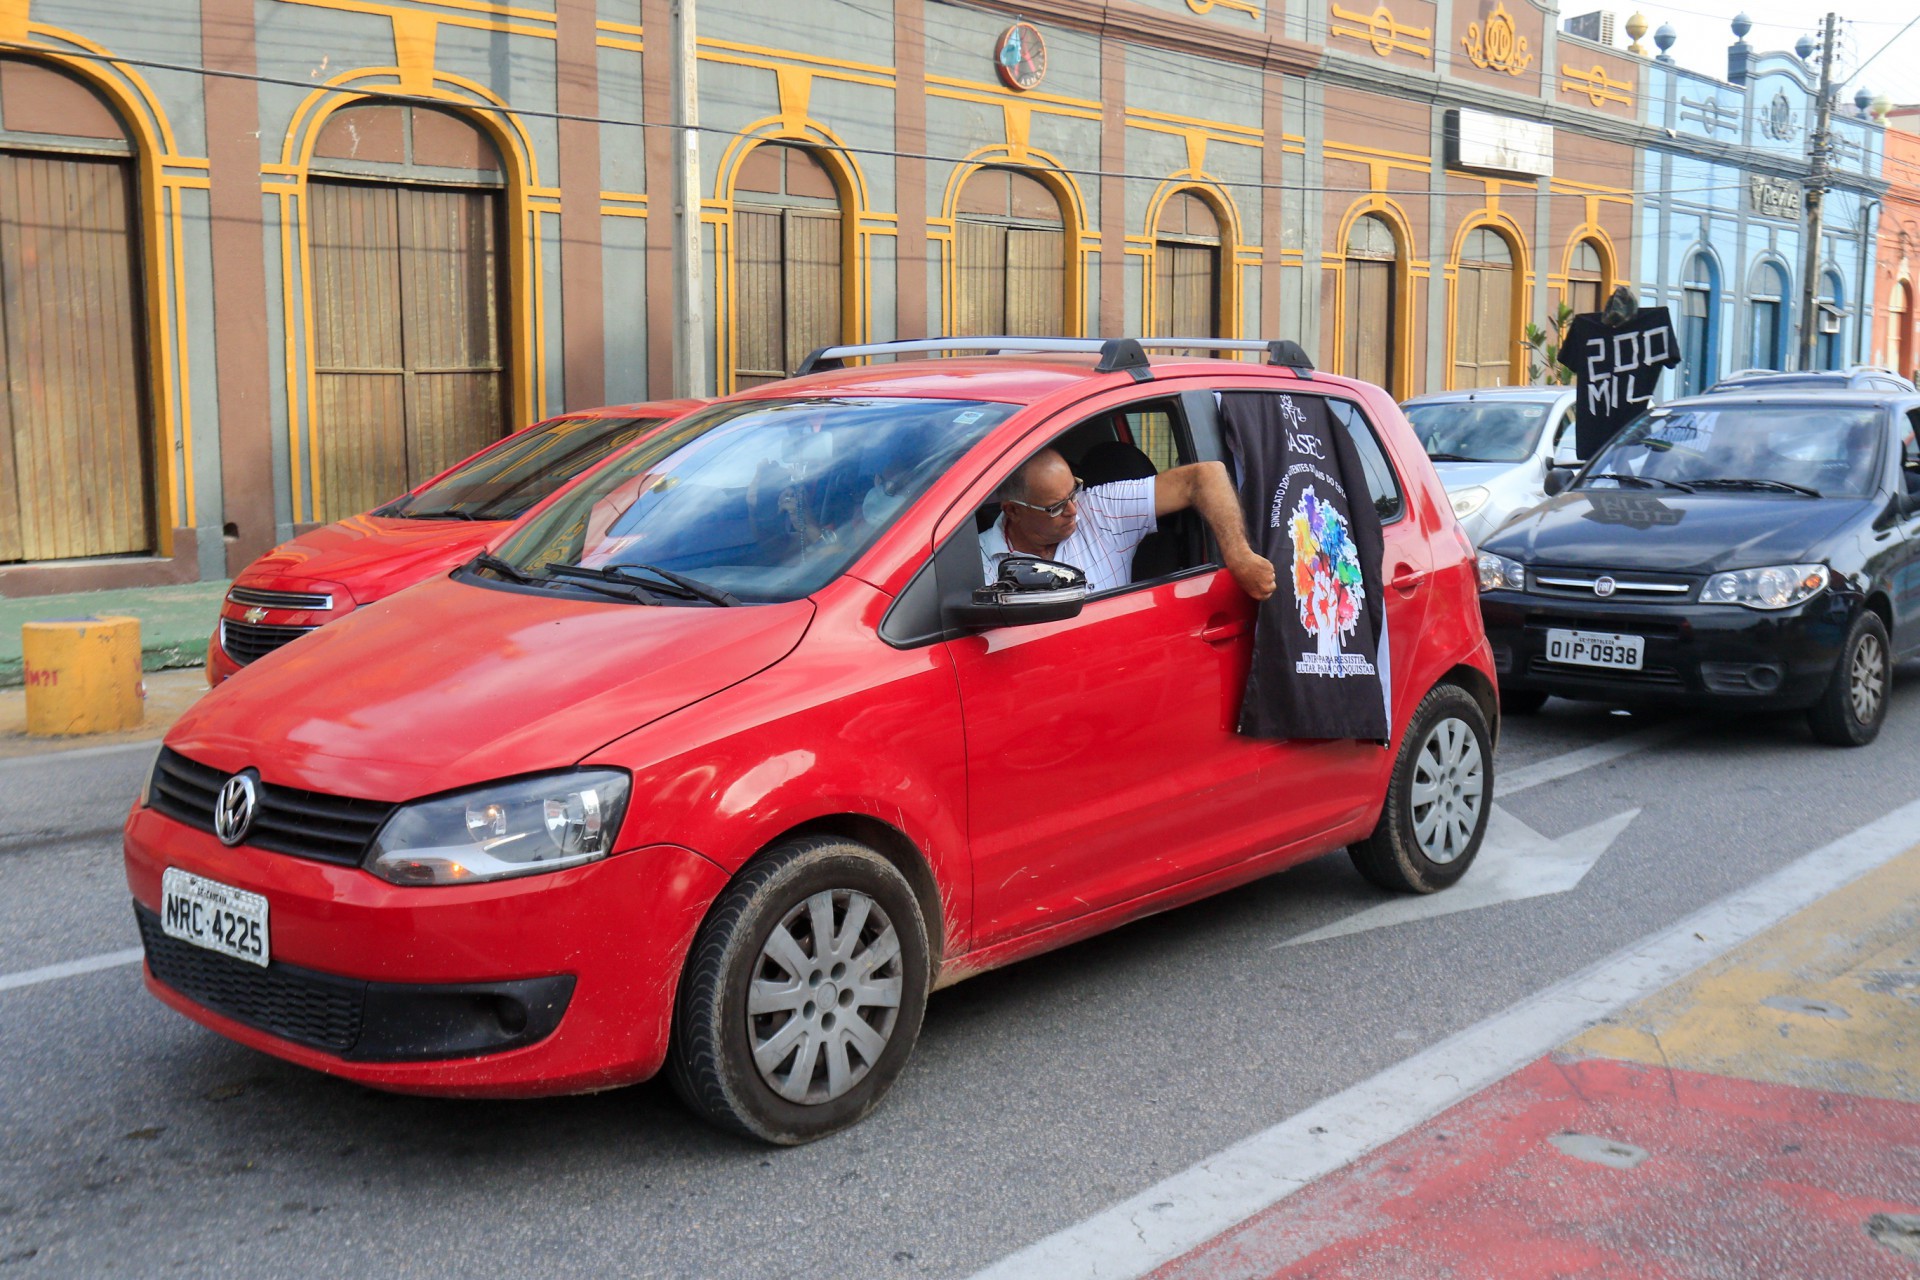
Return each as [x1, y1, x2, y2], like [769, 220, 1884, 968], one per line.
[243, 606, 268, 624]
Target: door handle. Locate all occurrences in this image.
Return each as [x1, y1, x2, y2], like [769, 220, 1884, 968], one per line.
[1196, 617, 1247, 644]
[1389, 565, 1428, 593]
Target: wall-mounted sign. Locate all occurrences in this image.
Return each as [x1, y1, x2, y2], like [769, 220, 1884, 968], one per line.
[1451, 109, 1554, 177]
[1748, 174, 1802, 219]
[995, 22, 1048, 92]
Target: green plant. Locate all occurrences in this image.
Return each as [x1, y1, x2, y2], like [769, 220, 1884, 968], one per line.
[1522, 302, 1576, 386]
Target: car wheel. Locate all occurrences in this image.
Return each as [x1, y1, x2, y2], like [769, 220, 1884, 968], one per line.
[1500, 687, 1549, 716]
[1807, 611, 1891, 747]
[668, 836, 930, 1145]
[1349, 683, 1493, 893]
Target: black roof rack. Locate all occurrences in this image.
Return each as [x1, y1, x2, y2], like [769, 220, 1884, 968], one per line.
[794, 336, 1316, 383]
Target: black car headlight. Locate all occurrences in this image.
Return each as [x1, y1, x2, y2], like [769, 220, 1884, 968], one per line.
[367, 769, 632, 886]
[1698, 563, 1829, 610]
[1476, 551, 1526, 593]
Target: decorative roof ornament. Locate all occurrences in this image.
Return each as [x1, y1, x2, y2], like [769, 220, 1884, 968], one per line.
[1854, 85, 1873, 115]
[1872, 91, 1893, 122]
[1653, 23, 1676, 64]
[1461, 1, 1532, 76]
[1794, 33, 1815, 62]
[1731, 12, 1752, 41]
[1625, 11, 1649, 57]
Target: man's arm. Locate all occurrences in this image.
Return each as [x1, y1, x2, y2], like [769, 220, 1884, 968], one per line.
[1153, 461, 1276, 600]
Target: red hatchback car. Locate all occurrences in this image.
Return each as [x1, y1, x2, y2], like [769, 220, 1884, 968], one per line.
[209, 399, 702, 684]
[128, 339, 1495, 1143]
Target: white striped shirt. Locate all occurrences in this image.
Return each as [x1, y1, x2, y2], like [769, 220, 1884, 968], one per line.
[980, 477, 1158, 594]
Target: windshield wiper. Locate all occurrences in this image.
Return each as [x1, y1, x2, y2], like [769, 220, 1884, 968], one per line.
[406, 508, 484, 521]
[1581, 472, 1696, 493]
[541, 563, 666, 604]
[601, 563, 741, 607]
[470, 553, 541, 584]
[1688, 477, 1822, 498]
[545, 562, 740, 606]
[1425, 451, 1476, 462]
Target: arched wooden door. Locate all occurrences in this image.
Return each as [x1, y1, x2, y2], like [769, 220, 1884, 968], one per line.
[733, 144, 844, 388]
[0, 57, 154, 562]
[954, 167, 1066, 336]
[1342, 214, 1398, 392]
[1151, 192, 1222, 341]
[307, 105, 510, 522]
[1452, 227, 1515, 388]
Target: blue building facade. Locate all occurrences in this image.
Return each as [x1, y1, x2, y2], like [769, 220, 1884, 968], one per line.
[1638, 26, 1884, 397]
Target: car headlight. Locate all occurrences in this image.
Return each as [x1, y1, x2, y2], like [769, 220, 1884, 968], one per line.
[1450, 486, 1491, 519]
[1476, 551, 1526, 593]
[1698, 563, 1829, 611]
[366, 769, 632, 886]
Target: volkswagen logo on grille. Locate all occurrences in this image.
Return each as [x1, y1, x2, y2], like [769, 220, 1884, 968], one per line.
[243, 606, 268, 624]
[1593, 576, 1617, 598]
[214, 772, 259, 846]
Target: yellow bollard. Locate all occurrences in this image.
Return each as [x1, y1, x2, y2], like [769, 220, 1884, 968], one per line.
[22, 615, 145, 736]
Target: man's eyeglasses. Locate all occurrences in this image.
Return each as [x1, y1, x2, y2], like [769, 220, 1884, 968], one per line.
[1005, 479, 1085, 519]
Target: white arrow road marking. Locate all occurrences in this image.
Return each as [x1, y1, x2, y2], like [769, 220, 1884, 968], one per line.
[1278, 806, 1641, 947]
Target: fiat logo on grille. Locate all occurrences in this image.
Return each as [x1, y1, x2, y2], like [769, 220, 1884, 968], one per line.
[244, 606, 268, 624]
[1593, 576, 1618, 598]
[214, 772, 259, 846]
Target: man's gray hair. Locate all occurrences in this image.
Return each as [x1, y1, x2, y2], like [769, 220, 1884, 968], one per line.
[997, 448, 1065, 505]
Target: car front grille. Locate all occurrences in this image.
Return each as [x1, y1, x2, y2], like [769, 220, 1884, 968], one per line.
[147, 748, 395, 867]
[1528, 655, 1684, 685]
[1527, 568, 1696, 602]
[219, 618, 318, 667]
[137, 906, 364, 1054]
[227, 586, 334, 611]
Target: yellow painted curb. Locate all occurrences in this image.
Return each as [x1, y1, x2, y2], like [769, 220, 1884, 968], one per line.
[1567, 840, 1920, 1102]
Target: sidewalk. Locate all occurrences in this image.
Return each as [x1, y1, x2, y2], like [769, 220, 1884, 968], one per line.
[1152, 841, 1920, 1279]
[0, 580, 229, 687]
[0, 667, 211, 759]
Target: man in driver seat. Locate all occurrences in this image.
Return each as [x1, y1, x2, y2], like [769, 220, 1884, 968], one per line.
[982, 447, 1276, 600]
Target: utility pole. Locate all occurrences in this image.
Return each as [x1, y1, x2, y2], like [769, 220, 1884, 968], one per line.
[670, 0, 708, 397]
[1797, 12, 1837, 373]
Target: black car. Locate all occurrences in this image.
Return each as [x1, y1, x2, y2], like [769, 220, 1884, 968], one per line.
[1477, 391, 1920, 745]
[1706, 366, 1916, 394]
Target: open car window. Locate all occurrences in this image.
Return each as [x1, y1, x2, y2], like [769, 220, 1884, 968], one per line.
[488, 397, 1015, 604]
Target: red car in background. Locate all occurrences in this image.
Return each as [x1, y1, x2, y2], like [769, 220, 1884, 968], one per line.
[209, 400, 704, 684]
[133, 339, 1494, 1144]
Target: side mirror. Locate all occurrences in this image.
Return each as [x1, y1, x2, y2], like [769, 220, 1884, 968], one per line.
[1543, 467, 1574, 497]
[947, 557, 1088, 630]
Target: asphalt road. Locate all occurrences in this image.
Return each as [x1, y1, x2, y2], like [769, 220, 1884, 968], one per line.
[4, 678, 1920, 1278]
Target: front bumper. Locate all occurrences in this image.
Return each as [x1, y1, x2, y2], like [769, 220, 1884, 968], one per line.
[124, 806, 729, 1097]
[1480, 589, 1854, 710]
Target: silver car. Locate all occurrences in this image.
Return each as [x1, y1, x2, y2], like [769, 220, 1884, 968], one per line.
[1401, 387, 1576, 545]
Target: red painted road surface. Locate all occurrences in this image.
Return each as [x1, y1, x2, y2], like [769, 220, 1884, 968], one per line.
[1151, 1055, 1920, 1280]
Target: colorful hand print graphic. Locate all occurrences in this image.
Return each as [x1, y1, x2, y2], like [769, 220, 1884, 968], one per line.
[1288, 486, 1366, 659]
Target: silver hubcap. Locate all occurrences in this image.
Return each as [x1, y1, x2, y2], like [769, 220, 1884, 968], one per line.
[1850, 632, 1887, 725]
[748, 889, 903, 1105]
[1410, 716, 1484, 865]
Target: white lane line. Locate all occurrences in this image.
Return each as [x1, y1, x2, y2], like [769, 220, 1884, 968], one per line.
[1495, 722, 1685, 798]
[0, 948, 143, 993]
[968, 794, 1920, 1280]
[0, 740, 161, 771]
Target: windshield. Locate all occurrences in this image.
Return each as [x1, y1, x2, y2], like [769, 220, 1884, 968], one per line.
[379, 414, 667, 521]
[1581, 404, 1884, 498]
[1405, 399, 1558, 463]
[488, 397, 1016, 603]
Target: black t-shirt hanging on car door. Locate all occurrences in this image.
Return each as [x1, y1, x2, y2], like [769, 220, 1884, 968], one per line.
[1221, 391, 1389, 742]
[1557, 307, 1682, 459]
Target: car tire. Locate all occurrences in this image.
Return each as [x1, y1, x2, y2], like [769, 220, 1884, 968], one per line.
[667, 836, 930, 1145]
[1500, 687, 1549, 716]
[1806, 610, 1891, 748]
[1349, 683, 1493, 894]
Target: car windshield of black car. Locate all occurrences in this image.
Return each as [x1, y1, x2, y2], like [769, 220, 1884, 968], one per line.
[1405, 399, 1558, 464]
[1582, 404, 1884, 499]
